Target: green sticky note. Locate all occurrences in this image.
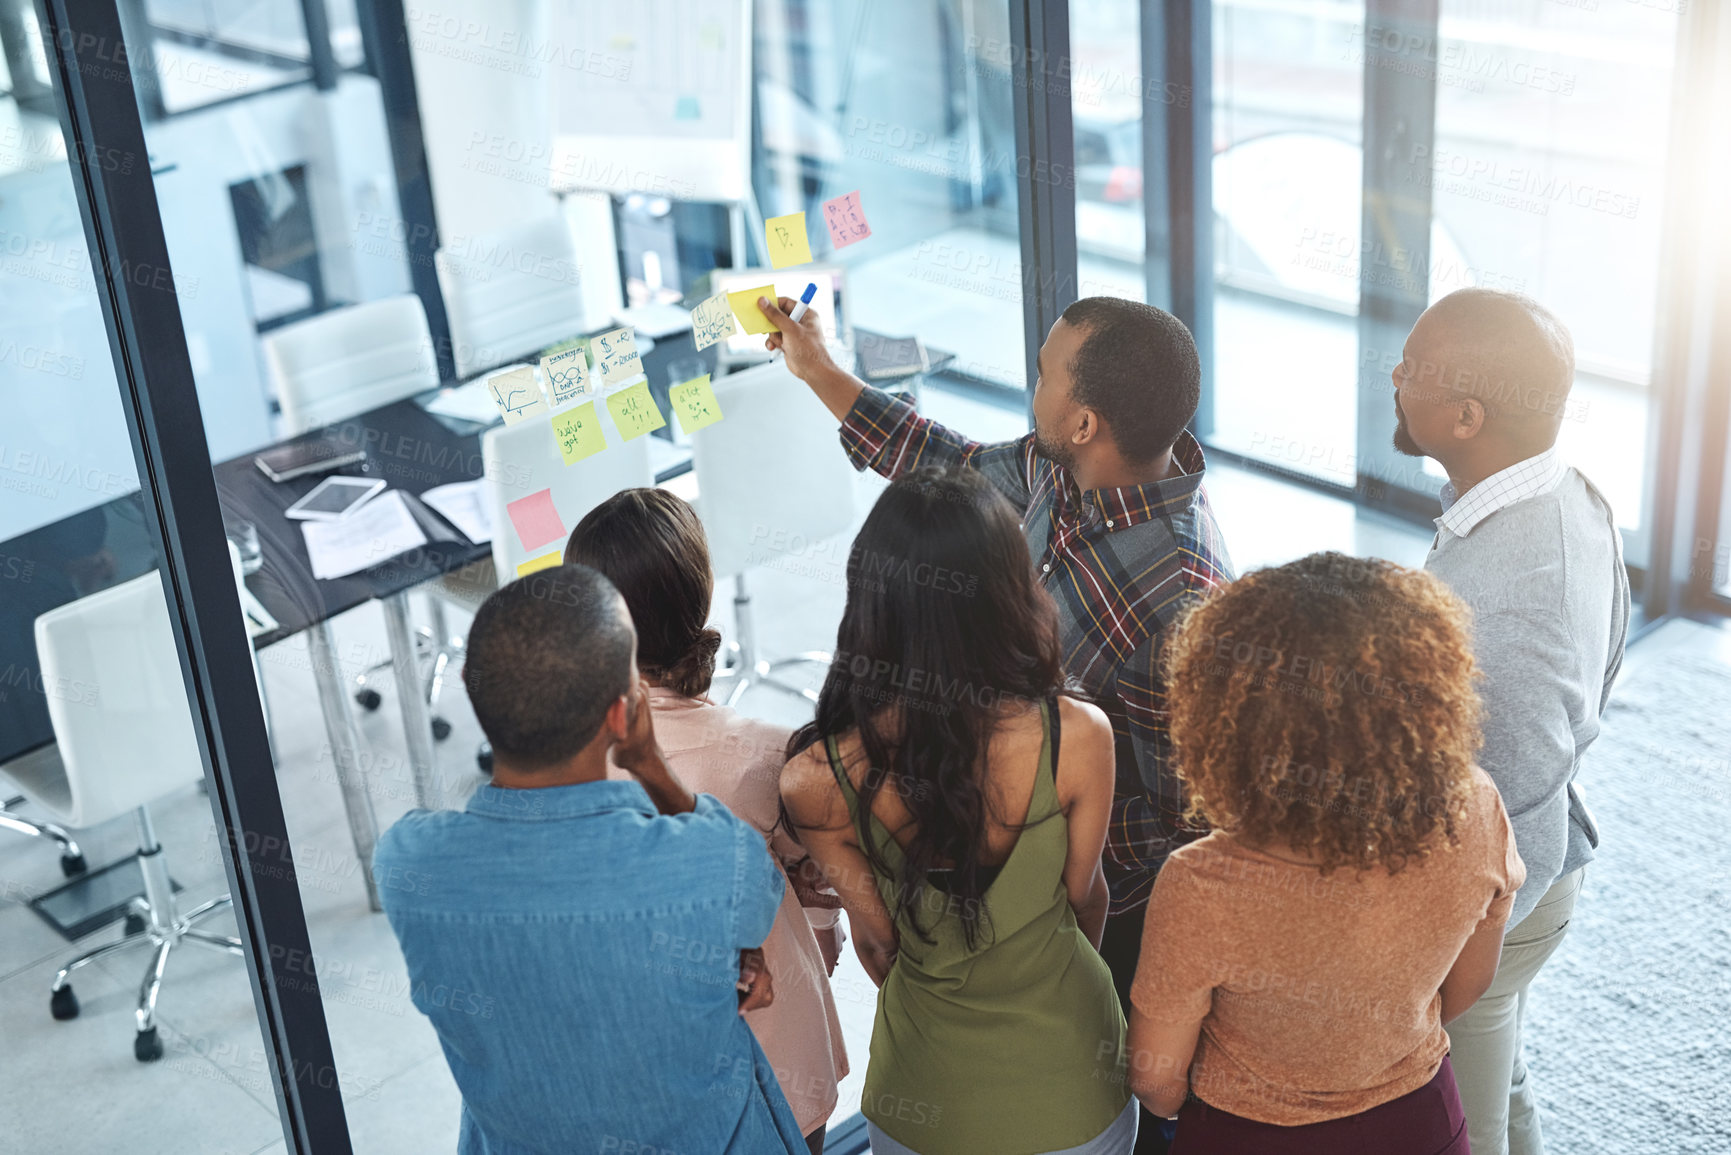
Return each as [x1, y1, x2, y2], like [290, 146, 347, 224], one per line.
[605, 381, 667, 441]
[669, 374, 724, 434]
[727, 284, 779, 335]
[764, 211, 812, 268]
[550, 402, 608, 465]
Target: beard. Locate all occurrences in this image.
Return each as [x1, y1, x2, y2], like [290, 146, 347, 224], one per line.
[1032, 426, 1078, 474]
[1391, 397, 1423, 457]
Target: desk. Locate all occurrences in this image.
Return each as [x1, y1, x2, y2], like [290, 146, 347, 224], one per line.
[215, 398, 491, 908]
[1, 328, 706, 910]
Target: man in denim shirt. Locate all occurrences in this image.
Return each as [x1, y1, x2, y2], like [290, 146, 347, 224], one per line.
[375, 566, 806, 1153]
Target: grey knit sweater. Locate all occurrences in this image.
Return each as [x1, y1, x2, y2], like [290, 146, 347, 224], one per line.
[1425, 469, 1631, 929]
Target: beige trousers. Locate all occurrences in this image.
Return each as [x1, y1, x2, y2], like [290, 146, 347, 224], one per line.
[1446, 867, 1585, 1155]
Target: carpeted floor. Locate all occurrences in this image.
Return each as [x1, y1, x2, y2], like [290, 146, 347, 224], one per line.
[1525, 653, 1731, 1153]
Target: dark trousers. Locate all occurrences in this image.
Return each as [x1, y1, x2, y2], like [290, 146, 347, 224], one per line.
[1169, 1056, 1470, 1154]
[1099, 902, 1173, 1155]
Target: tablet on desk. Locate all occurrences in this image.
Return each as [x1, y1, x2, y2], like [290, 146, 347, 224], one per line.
[284, 476, 387, 521]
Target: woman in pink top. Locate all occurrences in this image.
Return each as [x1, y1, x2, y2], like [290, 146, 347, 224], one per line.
[567, 488, 848, 1153]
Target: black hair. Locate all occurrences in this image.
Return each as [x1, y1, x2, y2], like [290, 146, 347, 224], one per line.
[1060, 296, 1200, 464]
[462, 565, 634, 770]
[787, 468, 1067, 948]
[566, 489, 721, 699]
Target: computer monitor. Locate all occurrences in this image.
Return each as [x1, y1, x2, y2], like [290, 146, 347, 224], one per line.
[703, 264, 849, 368]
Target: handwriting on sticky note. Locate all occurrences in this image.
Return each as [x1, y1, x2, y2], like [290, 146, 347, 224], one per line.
[540, 346, 590, 408]
[690, 292, 740, 351]
[517, 550, 562, 577]
[505, 489, 565, 552]
[487, 366, 547, 424]
[593, 327, 643, 385]
[822, 191, 872, 249]
[727, 285, 780, 335]
[669, 374, 724, 435]
[550, 403, 608, 465]
[605, 380, 667, 441]
[765, 212, 813, 269]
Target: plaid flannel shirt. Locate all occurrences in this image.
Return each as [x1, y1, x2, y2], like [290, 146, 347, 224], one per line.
[838, 388, 1235, 913]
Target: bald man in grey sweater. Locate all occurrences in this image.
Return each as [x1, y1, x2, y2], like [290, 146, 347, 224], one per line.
[1391, 289, 1630, 1155]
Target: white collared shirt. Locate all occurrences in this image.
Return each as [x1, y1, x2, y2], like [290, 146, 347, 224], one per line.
[1435, 447, 1566, 539]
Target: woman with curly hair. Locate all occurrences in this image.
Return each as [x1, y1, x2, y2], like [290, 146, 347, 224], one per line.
[1126, 551, 1525, 1154]
[565, 489, 847, 1153]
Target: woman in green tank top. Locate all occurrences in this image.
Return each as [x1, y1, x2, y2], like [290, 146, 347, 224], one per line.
[782, 469, 1135, 1154]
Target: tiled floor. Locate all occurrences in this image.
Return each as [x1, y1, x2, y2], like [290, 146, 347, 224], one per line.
[14, 379, 1687, 1154]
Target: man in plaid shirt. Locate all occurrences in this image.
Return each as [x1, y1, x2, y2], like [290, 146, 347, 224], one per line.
[757, 294, 1234, 1022]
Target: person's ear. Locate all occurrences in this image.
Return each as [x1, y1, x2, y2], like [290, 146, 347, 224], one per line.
[1073, 407, 1098, 447]
[602, 693, 631, 742]
[1453, 398, 1487, 440]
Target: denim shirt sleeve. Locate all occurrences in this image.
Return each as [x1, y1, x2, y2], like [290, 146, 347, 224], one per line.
[707, 792, 783, 949]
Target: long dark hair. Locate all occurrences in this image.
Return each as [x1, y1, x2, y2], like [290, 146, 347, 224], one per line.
[565, 489, 722, 698]
[787, 468, 1066, 947]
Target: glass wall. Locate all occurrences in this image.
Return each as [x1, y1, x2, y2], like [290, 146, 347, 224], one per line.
[755, 0, 1029, 391]
[0, 30, 288, 1151]
[1427, 0, 1681, 565]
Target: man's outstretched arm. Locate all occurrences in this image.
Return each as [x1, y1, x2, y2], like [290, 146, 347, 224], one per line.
[756, 295, 1035, 511]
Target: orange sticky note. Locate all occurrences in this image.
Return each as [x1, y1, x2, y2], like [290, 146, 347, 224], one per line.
[765, 212, 812, 268]
[727, 284, 779, 335]
[516, 550, 562, 577]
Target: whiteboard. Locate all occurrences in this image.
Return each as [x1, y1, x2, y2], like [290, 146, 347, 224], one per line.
[547, 0, 753, 203]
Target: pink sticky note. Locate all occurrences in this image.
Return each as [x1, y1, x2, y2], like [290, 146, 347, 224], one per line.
[822, 191, 871, 250]
[505, 489, 565, 553]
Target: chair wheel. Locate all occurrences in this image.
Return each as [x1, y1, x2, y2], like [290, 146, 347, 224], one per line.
[431, 717, 452, 741]
[60, 853, 87, 877]
[123, 911, 148, 936]
[355, 688, 383, 711]
[134, 1026, 163, 1062]
[476, 743, 493, 774]
[50, 985, 79, 1020]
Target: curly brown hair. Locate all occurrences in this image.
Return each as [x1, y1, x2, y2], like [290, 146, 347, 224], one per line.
[1165, 551, 1483, 874]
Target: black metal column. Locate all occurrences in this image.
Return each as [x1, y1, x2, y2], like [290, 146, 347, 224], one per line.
[1354, 0, 1438, 511]
[1009, 0, 1078, 404]
[1155, 0, 1212, 437]
[34, 0, 352, 1150]
[355, 0, 453, 381]
[301, 0, 339, 92]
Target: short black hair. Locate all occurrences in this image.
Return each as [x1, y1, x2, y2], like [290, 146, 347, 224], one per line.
[1060, 297, 1200, 464]
[462, 565, 634, 770]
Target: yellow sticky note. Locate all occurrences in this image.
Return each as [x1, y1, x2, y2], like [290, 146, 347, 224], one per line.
[605, 380, 667, 441]
[727, 284, 779, 335]
[765, 212, 813, 268]
[550, 403, 608, 465]
[517, 550, 562, 577]
[669, 374, 724, 435]
[690, 292, 739, 350]
[593, 327, 643, 386]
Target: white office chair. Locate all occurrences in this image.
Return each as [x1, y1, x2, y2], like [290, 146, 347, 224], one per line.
[690, 360, 857, 704]
[260, 294, 440, 437]
[12, 572, 244, 1061]
[479, 393, 658, 579]
[437, 215, 588, 380]
[0, 762, 86, 877]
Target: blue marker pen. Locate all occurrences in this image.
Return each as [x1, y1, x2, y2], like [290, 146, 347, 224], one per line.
[787, 282, 818, 323]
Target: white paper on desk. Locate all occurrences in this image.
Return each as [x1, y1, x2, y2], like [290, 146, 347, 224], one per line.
[421, 479, 492, 544]
[301, 490, 429, 580]
[422, 379, 507, 425]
